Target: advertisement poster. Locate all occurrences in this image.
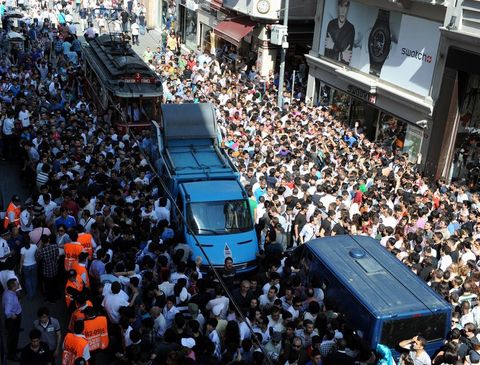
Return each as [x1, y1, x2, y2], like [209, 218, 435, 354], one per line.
[319, 0, 441, 97]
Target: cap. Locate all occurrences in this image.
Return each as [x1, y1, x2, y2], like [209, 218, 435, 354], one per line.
[12, 195, 20, 203]
[181, 337, 195, 349]
[188, 303, 199, 316]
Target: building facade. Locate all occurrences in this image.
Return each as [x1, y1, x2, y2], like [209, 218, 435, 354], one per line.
[171, 0, 316, 77]
[306, 0, 480, 182]
[306, 0, 448, 175]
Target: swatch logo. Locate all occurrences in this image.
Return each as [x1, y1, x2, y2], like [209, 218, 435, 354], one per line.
[401, 47, 433, 63]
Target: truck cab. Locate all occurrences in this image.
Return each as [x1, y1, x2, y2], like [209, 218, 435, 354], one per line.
[150, 103, 258, 273]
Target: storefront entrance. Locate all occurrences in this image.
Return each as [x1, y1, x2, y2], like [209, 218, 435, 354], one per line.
[318, 82, 422, 163]
[179, 4, 197, 50]
[449, 72, 480, 184]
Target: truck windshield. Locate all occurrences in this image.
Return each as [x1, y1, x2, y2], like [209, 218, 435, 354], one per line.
[186, 200, 252, 235]
[379, 312, 447, 348]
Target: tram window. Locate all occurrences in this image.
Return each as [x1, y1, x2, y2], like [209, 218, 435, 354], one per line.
[142, 99, 154, 118]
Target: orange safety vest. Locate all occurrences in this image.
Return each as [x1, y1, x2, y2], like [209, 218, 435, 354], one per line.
[83, 316, 109, 351]
[3, 202, 21, 228]
[77, 233, 93, 260]
[64, 242, 84, 271]
[62, 333, 89, 365]
[65, 275, 84, 308]
[72, 262, 90, 288]
[68, 300, 93, 332]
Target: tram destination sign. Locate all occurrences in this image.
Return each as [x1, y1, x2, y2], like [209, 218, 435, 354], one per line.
[120, 77, 156, 84]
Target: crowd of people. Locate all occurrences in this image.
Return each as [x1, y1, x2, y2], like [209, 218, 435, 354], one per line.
[0, 1, 480, 365]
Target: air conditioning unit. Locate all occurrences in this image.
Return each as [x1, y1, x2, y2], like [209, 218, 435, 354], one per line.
[249, 0, 280, 21]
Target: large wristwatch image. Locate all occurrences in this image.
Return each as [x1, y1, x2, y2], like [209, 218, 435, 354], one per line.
[368, 9, 391, 77]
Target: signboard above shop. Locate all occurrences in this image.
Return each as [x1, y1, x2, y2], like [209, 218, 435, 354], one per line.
[318, 0, 441, 97]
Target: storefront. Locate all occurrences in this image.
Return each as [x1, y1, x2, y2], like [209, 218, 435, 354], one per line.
[306, 0, 443, 168]
[315, 82, 421, 163]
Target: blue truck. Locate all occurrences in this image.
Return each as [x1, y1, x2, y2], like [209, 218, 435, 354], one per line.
[290, 235, 451, 358]
[150, 103, 258, 273]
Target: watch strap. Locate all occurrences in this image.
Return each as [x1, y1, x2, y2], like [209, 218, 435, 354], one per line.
[378, 9, 390, 23]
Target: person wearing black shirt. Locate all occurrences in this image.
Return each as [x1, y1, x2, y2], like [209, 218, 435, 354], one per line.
[20, 329, 53, 365]
[231, 280, 254, 313]
[293, 203, 307, 247]
[324, 0, 355, 65]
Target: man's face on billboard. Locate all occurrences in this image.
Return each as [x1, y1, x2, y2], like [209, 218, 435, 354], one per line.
[338, 1, 349, 24]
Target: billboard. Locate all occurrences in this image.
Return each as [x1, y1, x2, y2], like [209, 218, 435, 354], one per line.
[318, 0, 441, 97]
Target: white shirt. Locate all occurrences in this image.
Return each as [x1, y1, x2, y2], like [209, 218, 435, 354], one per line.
[382, 216, 398, 229]
[20, 209, 33, 232]
[437, 255, 453, 272]
[0, 238, 10, 262]
[102, 292, 129, 324]
[20, 245, 38, 266]
[42, 201, 58, 221]
[409, 350, 431, 365]
[162, 305, 179, 328]
[18, 110, 30, 128]
[2, 117, 14, 135]
[208, 330, 221, 358]
[154, 206, 170, 224]
[153, 313, 167, 337]
[206, 296, 229, 319]
[131, 22, 139, 35]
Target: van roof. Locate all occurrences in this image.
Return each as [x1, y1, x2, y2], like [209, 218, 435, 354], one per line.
[306, 236, 450, 318]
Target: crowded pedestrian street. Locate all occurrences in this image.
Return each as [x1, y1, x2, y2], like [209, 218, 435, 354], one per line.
[0, 0, 478, 365]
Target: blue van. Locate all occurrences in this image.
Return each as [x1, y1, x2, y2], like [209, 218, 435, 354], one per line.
[291, 235, 451, 357]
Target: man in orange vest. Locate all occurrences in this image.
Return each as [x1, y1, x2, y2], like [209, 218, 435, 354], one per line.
[77, 226, 95, 260]
[62, 320, 91, 365]
[65, 269, 84, 311]
[82, 306, 109, 360]
[68, 294, 93, 333]
[3, 195, 21, 229]
[72, 252, 90, 289]
[64, 231, 85, 271]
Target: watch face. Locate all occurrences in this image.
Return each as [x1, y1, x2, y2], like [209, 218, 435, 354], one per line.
[369, 29, 387, 58]
[368, 23, 391, 64]
[257, 0, 270, 14]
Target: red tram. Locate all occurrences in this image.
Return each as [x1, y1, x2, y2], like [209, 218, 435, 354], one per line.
[82, 33, 163, 134]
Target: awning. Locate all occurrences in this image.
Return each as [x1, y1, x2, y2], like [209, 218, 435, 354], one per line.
[209, 0, 223, 11]
[214, 17, 256, 47]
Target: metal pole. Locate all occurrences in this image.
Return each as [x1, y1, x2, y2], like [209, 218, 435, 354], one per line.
[277, 0, 289, 110]
[290, 69, 295, 104]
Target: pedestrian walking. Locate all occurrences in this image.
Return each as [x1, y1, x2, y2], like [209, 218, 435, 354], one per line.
[3, 278, 22, 361]
[131, 20, 139, 46]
